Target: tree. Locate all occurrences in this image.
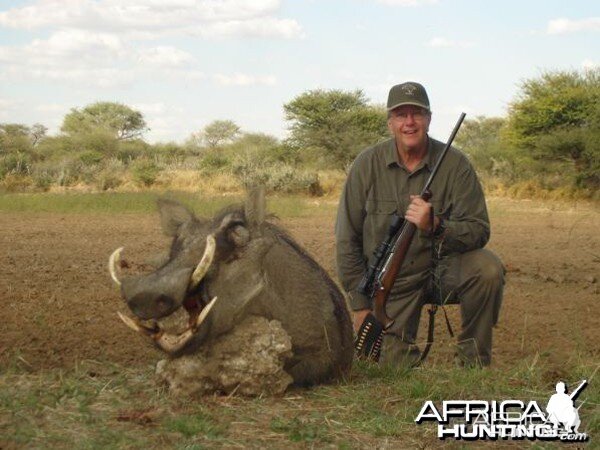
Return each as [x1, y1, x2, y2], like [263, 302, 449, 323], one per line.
[0, 123, 47, 154]
[207, 120, 240, 147]
[454, 116, 508, 172]
[188, 120, 240, 149]
[455, 116, 505, 154]
[507, 69, 600, 188]
[30, 124, 48, 146]
[284, 89, 388, 169]
[61, 102, 147, 140]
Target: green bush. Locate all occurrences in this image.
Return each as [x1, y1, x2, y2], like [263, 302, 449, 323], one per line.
[78, 151, 104, 166]
[71, 130, 118, 155]
[96, 172, 122, 191]
[153, 142, 189, 162]
[41, 158, 85, 187]
[232, 159, 322, 195]
[0, 174, 34, 192]
[198, 149, 231, 174]
[116, 140, 150, 164]
[36, 135, 76, 161]
[32, 171, 53, 191]
[132, 160, 160, 187]
[95, 159, 125, 191]
[0, 152, 31, 178]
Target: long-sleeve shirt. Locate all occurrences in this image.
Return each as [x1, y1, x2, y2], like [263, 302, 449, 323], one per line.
[335, 136, 490, 311]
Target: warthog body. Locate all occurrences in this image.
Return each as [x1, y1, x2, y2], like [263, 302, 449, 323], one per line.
[110, 189, 353, 393]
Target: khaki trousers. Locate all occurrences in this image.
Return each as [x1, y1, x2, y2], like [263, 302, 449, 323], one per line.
[380, 248, 504, 367]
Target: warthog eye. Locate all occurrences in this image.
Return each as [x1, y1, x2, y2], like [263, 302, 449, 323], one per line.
[229, 225, 250, 247]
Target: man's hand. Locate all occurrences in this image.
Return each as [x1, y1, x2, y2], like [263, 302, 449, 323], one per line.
[405, 195, 439, 231]
[352, 309, 371, 333]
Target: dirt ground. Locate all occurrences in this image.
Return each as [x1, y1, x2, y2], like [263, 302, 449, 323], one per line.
[0, 198, 598, 373]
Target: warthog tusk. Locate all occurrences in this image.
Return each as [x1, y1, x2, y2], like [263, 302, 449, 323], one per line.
[154, 329, 196, 353]
[189, 235, 216, 289]
[195, 296, 217, 328]
[116, 296, 218, 354]
[109, 247, 124, 287]
[116, 311, 155, 335]
[155, 298, 216, 353]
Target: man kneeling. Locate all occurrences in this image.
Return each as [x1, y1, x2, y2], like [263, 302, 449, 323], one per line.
[335, 82, 504, 367]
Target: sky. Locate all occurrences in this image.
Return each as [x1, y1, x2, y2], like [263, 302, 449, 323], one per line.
[0, 0, 598, 143]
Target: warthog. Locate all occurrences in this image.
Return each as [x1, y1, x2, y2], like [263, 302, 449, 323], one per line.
[109, 188, 353, 394]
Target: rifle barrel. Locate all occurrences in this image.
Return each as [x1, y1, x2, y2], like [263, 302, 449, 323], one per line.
[421, 112, 466, 196]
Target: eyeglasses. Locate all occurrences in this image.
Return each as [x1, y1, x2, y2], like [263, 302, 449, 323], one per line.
[390, 109, 428, 122]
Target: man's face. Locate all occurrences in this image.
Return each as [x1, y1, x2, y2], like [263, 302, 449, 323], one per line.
[387, 105, 431, 152]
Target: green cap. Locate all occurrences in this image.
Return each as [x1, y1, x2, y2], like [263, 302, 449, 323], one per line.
[387, 82, 430, 112]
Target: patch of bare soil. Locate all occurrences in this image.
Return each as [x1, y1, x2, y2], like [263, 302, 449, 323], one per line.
[0, 199, 598, 372]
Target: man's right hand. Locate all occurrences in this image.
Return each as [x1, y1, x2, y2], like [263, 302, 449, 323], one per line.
[352, 309, 372, 333]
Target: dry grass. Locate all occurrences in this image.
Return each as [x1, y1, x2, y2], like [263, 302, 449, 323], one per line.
[1, 357, 597, 449]
[485, 179, 599, 201]
[4, 169, 598, 203]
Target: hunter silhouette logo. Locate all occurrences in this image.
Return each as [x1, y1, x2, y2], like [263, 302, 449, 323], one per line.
[546, 380, 586, 434]
[415, 379, 589, 442]
[402, 83, 417, 96]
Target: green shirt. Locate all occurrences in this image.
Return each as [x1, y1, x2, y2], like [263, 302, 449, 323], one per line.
[335, 136, 490, 311]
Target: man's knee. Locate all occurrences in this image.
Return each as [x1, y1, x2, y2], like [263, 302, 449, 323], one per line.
[463, 248, 504, 288]
[457, 248, 504, 327]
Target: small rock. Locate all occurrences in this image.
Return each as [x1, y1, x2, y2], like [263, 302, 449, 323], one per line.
[504, 263, 520, 273]
[585, 275, 597, 284]
[551, 274, 565, 284]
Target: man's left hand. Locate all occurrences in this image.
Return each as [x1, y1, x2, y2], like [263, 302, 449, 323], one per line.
[405, 195, 439, 231]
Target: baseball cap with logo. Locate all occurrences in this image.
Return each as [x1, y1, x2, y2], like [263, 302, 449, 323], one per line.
[387, 82, 430, 112]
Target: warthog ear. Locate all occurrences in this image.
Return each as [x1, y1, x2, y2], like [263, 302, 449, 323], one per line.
[157, 199, 195, 237]
[244, 185, 266, 232]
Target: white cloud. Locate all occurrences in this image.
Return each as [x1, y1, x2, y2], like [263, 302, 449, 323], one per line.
[188, 17, 304, 39]
[213, 73, 277, 86]
[547, 17, 600, 34]
[0, 98, 16, 119]
[375, 0, 438, 6]
[132, 102, 185, 115]
[426, 37, 474, 48]
[0, 1, 299, 86]
[35, 103, 69, 113]
[0, 37, 135, 87]
[435, 104, 474, 116]
[35, 68, 136, 88]
[28, 29, 128, 62]
[0, 0, 302, 39]
[0, 29, 127, 63]
[0, 28, 134, 87]
[0, 30, 201, 86]
[143, 110, 197, 142]
[137, 46, 196, 67]
[0, 97, 15, 108]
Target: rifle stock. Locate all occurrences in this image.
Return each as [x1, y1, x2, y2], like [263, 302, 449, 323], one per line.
[373, 221, 417, 328]
[372, 190, 432, 328]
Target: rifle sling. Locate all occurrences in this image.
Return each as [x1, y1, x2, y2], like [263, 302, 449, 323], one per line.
[412, 304, 437, 367]
[412, 210, 438, 367]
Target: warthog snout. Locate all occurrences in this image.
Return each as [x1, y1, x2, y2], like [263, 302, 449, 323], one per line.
[121, 267, 193, 320]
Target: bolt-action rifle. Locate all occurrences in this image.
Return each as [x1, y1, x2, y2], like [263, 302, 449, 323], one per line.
[354, 113, 466, 361]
